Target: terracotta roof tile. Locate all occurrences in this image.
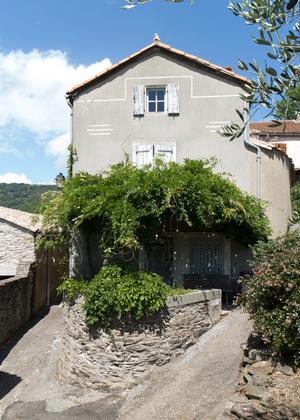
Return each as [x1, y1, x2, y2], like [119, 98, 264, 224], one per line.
[67, 39, 250, 97]
[250, 120, 300, 136]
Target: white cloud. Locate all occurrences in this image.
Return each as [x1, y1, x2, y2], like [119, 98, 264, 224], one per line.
[46, 132, 70, 169]
[0, 172, 32, 184]
[0, 49, 111, 161]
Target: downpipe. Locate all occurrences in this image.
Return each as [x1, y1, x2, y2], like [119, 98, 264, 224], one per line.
[243, 111, 261, 200]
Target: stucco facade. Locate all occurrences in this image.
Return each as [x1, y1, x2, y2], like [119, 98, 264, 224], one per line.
[67, 39, 292, 287]
[69, 40, 292, 238]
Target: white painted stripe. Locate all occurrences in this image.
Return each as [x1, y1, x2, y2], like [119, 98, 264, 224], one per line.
[208, 121, 230, 124]
[89, 124, 111, 127]
[89, 132, 111, 136]
[87, 128, 113, 132]
[206, 125, 222, 129]
[74, 75, 242, 103]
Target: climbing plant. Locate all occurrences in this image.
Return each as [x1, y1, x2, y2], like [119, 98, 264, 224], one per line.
[39, 159, 270, 255]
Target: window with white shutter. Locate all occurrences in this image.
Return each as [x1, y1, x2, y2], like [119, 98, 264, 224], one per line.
[154, 143, 175, 164]
[133, 144, 153, 168]
[167, 84, 179, 114]
[133, 141, 176, 168]
[133, 85, 145, 116]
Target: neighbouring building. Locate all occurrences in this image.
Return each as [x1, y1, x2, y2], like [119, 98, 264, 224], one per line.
[0, 206, 66, 315]
[66, 36, 293, 294]
[250, 119, 300, 182]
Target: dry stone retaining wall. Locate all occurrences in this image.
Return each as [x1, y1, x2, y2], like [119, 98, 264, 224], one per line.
[0, 263, 34, 345]
[60, 289, 221, 391]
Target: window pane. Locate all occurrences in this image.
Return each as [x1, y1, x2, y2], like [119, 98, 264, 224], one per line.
[157, 90, 165, 101]
[148, 90, 156, 101]
[157, 101, 165, 112]
[148, 102, 156, 112]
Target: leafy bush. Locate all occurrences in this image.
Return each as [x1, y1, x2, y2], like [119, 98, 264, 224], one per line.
[40, 159, 270, 254]
[290, 181, 300, 224]
[239, 232, 300, 365]
[57, 277, 88, 302]
[59, 265, 169, 329]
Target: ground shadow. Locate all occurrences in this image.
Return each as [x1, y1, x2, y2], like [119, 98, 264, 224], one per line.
[0, 371, 22, 400]
[0, 306, 50, 365]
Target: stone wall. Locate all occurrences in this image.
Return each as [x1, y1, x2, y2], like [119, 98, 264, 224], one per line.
[0, 220, 35, 268]
[60, 289, 221, 391]
[0, 263, 34, 346]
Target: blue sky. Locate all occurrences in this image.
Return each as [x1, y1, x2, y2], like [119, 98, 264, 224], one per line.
[0, 0, 267, 184]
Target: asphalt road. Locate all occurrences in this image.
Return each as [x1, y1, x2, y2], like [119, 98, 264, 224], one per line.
[1, 307, 252, 420]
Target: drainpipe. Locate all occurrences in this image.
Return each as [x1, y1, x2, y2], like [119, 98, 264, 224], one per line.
[243, 108, 261, 200]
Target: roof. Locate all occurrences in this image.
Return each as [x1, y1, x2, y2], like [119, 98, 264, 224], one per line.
[67, 37, 250, 97]
[250, 120, 300, 137]
[0, 207, 42, 233]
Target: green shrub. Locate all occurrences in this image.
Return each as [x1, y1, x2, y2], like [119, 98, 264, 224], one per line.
[239, 232, 300, 365]
[59, 265, 169, 329]
[40, 159, 270, 255]
[57, 277, 88, 302]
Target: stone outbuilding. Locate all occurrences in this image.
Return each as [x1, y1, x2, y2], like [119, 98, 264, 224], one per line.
[0, 206, 41, 279]
[0, 207, 67, 345]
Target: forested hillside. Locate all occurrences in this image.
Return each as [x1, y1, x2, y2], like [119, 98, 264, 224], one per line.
[0, 183, 58, 213]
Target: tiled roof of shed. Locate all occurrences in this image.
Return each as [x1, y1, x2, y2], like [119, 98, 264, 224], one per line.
[0, 206, 42, 232]
[66, 38, 250, 97]
[250, 120, 300, 137]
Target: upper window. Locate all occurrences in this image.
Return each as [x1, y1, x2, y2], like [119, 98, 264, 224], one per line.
[133, 84, 179, 116]
[146, 87, 166, 113]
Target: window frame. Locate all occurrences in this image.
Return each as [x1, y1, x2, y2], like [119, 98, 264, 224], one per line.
[145, 86, 167, 114]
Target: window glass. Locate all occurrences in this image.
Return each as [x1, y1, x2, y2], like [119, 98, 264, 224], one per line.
[156, 90, 165, 101]
[148, 102, 156, 112]
[147, 87, 166, 113]
[157, 101, 165, 112]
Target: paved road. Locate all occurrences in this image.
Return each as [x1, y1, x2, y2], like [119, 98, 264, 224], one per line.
[1, 307, 252, 420]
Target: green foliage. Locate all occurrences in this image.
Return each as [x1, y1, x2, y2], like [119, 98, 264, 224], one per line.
[59, 265, 169, 328]
[275, 84, 300, 119]
[39, 160, 271, 254]
[239, 232, 300, 365]
[290, 181, 300, 224]
[67, 144, 77, 179]
[0, 183, 58, 213]
[225, 0, 300, 139]
[57, 277, 88, 302]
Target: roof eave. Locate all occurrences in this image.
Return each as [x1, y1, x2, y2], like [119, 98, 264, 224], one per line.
[66, 41, 251, 98]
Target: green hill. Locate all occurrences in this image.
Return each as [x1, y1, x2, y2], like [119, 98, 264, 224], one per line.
[0, 183, 58, 214]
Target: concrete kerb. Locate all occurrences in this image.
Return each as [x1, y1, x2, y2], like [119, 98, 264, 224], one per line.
[166, 289, 222, 308]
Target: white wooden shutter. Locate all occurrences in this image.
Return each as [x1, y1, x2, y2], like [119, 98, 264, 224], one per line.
[167, 84, 179, 114]
[154, 143, 175, 164]
[133, 144, 153, 168]
[133, 85, 145, 116]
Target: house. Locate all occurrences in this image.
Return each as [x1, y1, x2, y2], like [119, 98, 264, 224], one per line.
[0, 206, 66, 313]
[66, 36, 292, 293]
[250, 120, 300, 182]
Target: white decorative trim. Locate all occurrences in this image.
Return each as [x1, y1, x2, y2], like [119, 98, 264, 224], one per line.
[74, 75, 240, 103]
[88, 133, 111, 136]
[89, 124, 111, 127]
[87, 128, 113, 132]
[208, 121, 230, 124]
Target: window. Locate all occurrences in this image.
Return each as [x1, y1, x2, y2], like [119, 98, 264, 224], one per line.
[133, 141, 176, 168]
[190, 238, 224, 275]
[146, 87, 166, 113]
[133, 84, 179, 116]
